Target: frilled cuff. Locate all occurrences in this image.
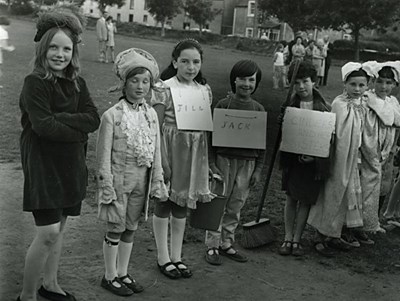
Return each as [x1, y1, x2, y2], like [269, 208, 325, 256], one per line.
[150, 180, 169, 202]
[169, 191, 214, 210]
[96, 173, 117, 205]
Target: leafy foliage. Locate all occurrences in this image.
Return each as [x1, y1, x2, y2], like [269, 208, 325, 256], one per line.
[184, 0, 221, 32]
[10, 0, 34, 15]
[97, 0, 125, 12]
[147, 0, 182, 36]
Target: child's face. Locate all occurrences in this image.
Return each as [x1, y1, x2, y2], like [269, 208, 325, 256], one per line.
[46, 30, 73, 76]
[294, 77, 314, 100]
[125, 71, 151, 102]
[235, 72, 257, 98]
[344, 76, 368, 99]
[173, 48, 201, 84]
[374, 77, 395, 99]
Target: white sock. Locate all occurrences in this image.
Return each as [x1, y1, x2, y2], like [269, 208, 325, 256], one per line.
[103, 238, 119, 280]
[170, 216, 186, 263]
[117, 241, 133, 279]
[153, 215, 170, 265]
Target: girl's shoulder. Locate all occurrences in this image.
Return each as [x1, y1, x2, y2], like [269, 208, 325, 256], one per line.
[101, 99, 124, 118]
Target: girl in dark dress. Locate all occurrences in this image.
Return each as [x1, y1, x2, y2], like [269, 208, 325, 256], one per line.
[17, 10, 100, 301]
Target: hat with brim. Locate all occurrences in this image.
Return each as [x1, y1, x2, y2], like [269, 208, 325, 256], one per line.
[109, 48, 159, 93]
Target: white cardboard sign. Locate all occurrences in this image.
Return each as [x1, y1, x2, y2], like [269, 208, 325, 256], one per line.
[212, 108, 267, 149]
[280, 107, 336, 158]
[170, 87, 213, 131]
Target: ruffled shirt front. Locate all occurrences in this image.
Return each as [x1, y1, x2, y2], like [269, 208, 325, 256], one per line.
[120, 100, 155, 168]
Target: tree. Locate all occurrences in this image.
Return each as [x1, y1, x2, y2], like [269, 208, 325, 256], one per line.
[148, 0, 182, 37]
[97, 0, 125, 13]
[259, 0, 400, 60]
[311, 0, 400, 60]
[258, 0, 316, 33]
[184, 0, 221, 35]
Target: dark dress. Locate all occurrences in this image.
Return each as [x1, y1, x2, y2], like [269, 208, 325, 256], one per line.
[19, 71, 100, 211]
[280, 89, 332, 205]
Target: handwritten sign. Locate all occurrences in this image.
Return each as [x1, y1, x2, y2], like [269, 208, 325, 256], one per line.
[280, 107, 336, 158]
[170, 87, 213, 131]
[212, 109, 267, 149]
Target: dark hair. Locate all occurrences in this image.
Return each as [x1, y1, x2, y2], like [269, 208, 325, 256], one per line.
[346, 69, 369, 82]
[288, 60, 317, 83]
[230, 60, 262, 94]
[160, 39, 207, 84]
[106, 16, 113, 22]
[378, 66, 395, 80]
[34, 27, 80, 89]
[122, 67, 154, 96]
[307, 39, 315, 46]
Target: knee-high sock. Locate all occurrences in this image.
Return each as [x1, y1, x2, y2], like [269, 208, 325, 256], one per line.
[103, 238, 119, 280]
[153, 215, 170, 265]
[170, 216, 186, 262]
[117, 241, 133, 277]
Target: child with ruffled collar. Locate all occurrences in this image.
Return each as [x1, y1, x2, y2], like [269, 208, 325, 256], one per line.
[96, 48, 168, 296]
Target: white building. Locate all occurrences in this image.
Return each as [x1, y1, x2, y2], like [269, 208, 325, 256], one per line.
[81, 0, 157, 25]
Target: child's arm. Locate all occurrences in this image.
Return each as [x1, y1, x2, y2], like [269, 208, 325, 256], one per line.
[21, 74, 88, 142]
[53, 77, 100, 133]
[273, 52, 278, 63]
[96, 112, 117, 204]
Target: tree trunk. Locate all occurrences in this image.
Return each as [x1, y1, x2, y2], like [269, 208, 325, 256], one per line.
[161, 20, 165, 37]
[354, 26, 360, 61]
[199, 24, 203, 36]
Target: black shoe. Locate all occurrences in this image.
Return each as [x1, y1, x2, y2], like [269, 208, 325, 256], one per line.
[100, 276, 134, 296]
[38, 286, 76, 301]
[157, 262, 182, 279]
[119, 274, 144, 293]
[173, 261, 193, 278]
[326, 238, 352, 251]
[314, 242, 336, 257]
[219, 246, 248, 262]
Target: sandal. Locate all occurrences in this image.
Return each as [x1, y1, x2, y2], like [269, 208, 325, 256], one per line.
[119, 274, 144, 293]
[100, 276, 133, 296]
[173, 261, 193, 278]
[291, 242, 305, 257]
[157, 262, 181, 279]
[278, 241, 292, 256]
[219, 246, 248, 262]
[205, 247, 222, 265]
[353, 231, 375, 245]
[314, 242, 336, 257]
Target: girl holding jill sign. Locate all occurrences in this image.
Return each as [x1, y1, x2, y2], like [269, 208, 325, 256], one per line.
[205, 60, 265, 265]
[279, 61, 332, 257]
[150, 39, 213, 279]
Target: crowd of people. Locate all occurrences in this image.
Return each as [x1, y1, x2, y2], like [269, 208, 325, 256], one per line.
[13, 7, 400, 301]
[273, 32, 334, 90]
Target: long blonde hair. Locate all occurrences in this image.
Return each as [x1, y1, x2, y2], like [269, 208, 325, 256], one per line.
[34, 27, 81, 90]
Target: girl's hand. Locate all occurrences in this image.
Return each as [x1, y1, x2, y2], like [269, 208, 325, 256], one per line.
[250, 169, 262, 187]
[299, 155, 314, 163]
[209, 163, 223, 180]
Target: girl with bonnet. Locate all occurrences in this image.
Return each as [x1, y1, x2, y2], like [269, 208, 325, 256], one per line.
[308, 62, 374, 253]
[18, 7, 100, 301]
[96, 48, 168, 296]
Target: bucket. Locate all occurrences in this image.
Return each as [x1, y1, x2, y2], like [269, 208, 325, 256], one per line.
[189, 174, 227, 231]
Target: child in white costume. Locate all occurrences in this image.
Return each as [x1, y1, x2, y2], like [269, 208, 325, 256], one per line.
[308, 63, 374, 244]
[96, 48, 168, 296]
[357, 61, 400, 240]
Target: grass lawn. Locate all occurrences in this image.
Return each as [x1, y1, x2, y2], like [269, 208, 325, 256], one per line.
[2, 18, 400, 278]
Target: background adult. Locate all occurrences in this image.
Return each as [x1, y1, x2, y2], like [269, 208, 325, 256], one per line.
[96, 11, 108, 63]
[322, 35, 334, 86]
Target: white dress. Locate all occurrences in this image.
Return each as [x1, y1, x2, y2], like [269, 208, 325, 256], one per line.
[106, 23, 116, 47]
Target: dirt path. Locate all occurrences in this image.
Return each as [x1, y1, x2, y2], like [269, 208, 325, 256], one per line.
[1, 161, 399, 301]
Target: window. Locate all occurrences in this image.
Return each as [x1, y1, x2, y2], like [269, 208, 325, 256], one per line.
[90, 9, 93, 13]
[248, 1, 255, 16]
[144, 0, 148, 10]
[129, 0, 134, 10]
[143, 15, 148, 23]
[129, 14, 134, 22]
[246, 27, 253, 37]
